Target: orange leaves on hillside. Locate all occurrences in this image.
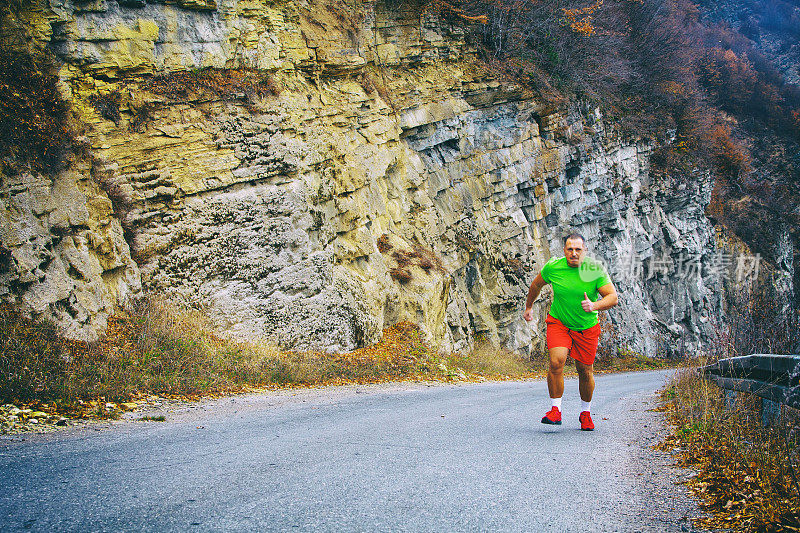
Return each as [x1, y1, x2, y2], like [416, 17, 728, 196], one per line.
[792, 110, 800, 135]
[658, 81, 687, 97]
[427, 0, 488, 24]
[450, 9, 489, 24]
[711, 125, 749, 172]
[696, 42, 800, 140]
[667, 103, 751, 179]
[698, 48, 758, 109]
[559, 0, 640, 36]
[562, 0, 603, 36]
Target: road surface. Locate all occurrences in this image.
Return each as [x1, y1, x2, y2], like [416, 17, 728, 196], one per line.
[0, 369, 704, 532]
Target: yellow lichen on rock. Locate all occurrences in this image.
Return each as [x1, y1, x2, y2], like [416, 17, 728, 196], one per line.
[0, 0, 58, 54]
[98, 20, 160, 74]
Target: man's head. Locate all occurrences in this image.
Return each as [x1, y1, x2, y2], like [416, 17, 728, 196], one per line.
[563, 233, 586, 268]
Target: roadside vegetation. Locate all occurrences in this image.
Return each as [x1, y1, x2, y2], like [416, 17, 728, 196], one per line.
[0, 296, 535, 421]
[661, 367, 800, 531]
[660, 241, 800, 532]
[0, 297, 669, 424]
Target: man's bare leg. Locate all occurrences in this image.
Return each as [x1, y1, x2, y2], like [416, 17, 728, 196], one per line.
[576, 360, 596, 430]
[547, 347, 569, 399]
[542, 347, 569, 424]
[575, 360, 595, 402]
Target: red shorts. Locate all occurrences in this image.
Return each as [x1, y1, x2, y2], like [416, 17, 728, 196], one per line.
[545, 314, 601, 366]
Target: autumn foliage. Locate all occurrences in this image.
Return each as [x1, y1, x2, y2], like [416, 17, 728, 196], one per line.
[0, 297, 541, 410]
[662, 367, 800, 531]
[142, 67, 280, 102]
[0, 51, 75, 173]
[431, 0, 800, 300]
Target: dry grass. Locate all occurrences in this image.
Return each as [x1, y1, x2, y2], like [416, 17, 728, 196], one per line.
[445, 338, 545, 379]
[594, 351, 676, 373]
[0, 296, 677, 424]
[0, 297, 541, 419]
[0, 305, 76, 405]
[660, 363, 800, 531]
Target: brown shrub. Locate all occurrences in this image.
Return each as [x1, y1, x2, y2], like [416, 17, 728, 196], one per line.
[129, 100, 154, 133]
[411, 243, 445, 274]
[0, 50, 75, 173]
[88, 91, 122, 125]
[390, 267, 413, 284]
[708, 123, 750, 178]
[418, 256, 434, 273]
[392, 250, 412, 268]
[141, 68, 280, 102]
[377, 234, 392, 253]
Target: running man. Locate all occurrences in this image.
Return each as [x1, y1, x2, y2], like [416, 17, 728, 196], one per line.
[523, 234, 618, 431]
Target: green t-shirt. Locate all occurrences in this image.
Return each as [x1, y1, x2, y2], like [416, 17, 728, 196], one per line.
[540, 256, 612, 331]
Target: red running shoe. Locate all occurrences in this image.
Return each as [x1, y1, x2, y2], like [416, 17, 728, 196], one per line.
[579, 411, 594, 431]
[541, 406, 562, 425]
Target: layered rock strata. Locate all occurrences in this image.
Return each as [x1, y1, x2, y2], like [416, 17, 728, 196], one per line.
[0, 0, 729, 354]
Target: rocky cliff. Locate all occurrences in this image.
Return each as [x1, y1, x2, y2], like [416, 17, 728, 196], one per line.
[0, 0, 730, 355]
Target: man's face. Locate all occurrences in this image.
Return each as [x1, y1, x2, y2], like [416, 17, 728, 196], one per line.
[564, 238, 585, 267]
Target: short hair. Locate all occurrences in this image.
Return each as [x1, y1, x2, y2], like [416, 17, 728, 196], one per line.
[564, 233, 585, 246]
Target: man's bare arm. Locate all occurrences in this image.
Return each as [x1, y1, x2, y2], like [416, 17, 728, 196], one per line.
[582, 282, 618, 312]
[523, 273, 547, 321]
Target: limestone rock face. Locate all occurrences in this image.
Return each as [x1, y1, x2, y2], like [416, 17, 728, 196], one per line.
[0, 162, 141, 340]
[0, 0, 733, 354]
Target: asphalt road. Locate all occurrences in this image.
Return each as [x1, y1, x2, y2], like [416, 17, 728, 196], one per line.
[0, 370, 704, 532]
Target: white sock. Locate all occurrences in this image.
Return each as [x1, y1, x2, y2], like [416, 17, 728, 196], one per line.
[551, 397, 562, 410]
[581, 400, 591, 413]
